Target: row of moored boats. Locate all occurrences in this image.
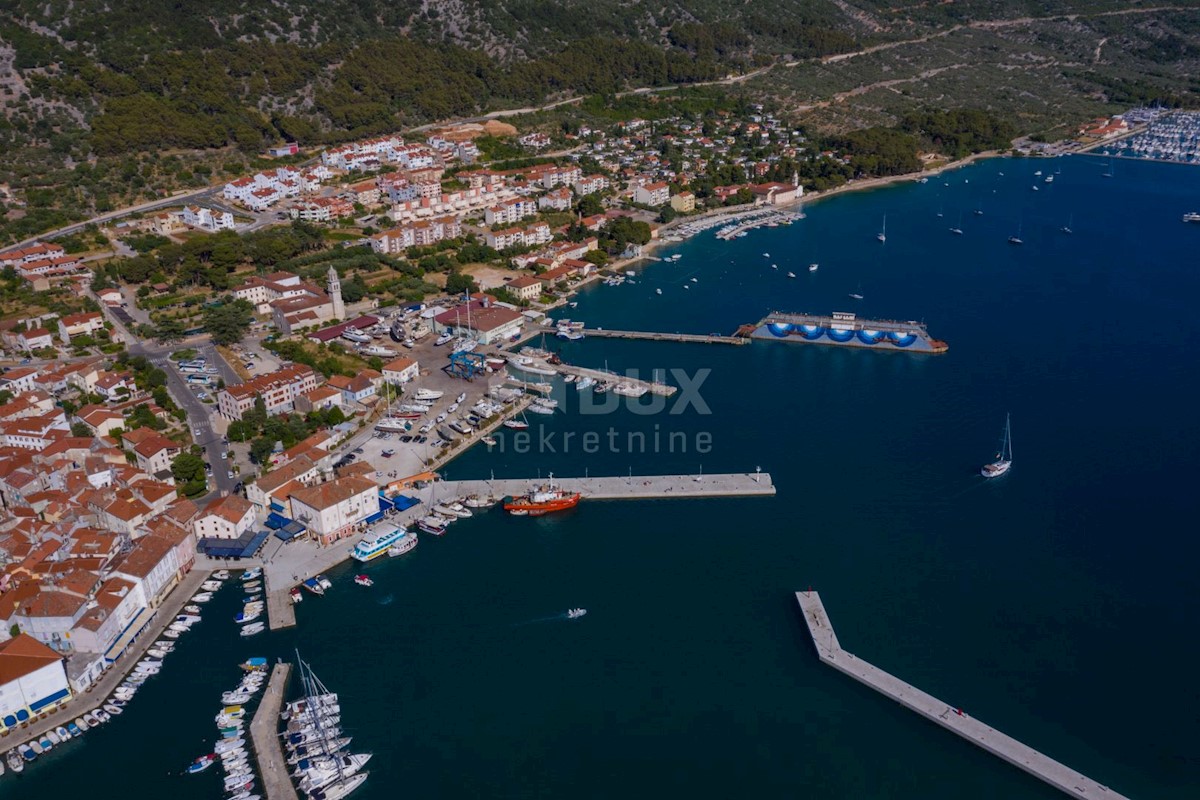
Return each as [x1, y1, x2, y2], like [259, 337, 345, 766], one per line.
[282, 655, 370, 800]
[187, 657, 269, 800]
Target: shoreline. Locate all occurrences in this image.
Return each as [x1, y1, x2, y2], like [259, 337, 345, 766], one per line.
[608, 150, 1002, 272]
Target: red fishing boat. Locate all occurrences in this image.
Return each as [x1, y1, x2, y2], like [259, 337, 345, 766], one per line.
[503, 475, 581, 516]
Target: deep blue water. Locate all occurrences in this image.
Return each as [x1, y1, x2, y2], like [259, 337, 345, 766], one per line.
[8, 155, 1199, 799]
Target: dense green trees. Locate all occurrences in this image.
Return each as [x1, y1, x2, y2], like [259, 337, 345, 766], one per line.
[203, 299, 255, 345]
[900, 109, 1017, 159]
[171, 450, 208, 497]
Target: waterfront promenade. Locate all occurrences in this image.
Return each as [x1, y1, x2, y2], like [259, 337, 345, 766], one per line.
[264, 472, 774, 629]
[250, 663, 298, 800]
[2, 568, 210, 751]
[794, 591, 1128, 800]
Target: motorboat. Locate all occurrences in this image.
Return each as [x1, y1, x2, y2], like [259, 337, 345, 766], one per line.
[213, 570, 231, 580]
[434, 502, 472, 518]
[388, 531, 419, 557]
[354, 575, 374, 587]
[240, 622, 265, 637]
[575, 376, 595, 391]
[482, 435, 497, 446]
[502, 418, 528, 430]
[417, 516, 448, 536]
[241, 568, 262, 581]
[201, 580, 223, 591]
[503, 476, 581, 517]
[808, 263, 818, 272]
[103, 703, 123, 715]
[786, 272, 796, 278]
[567, 608, 587, 619]
[302, 578, 325, 596]
[191, 592, 213, 603]
[186, 754, 216, 774]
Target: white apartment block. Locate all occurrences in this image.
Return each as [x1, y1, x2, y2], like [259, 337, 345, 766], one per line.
[485, 197, 538, 226]
[217, 364, 320, 420]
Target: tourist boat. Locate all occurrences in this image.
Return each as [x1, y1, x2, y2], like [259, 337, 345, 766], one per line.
[240, 622, 265, 637]
[503, 477, 581, 517]
[377, 526, 418, 556]
[876, 215, 887, 243]
[353, 575, 374, 587]
[981, 413, 1013, 478]
[567, 608, 587, 619]
[302, 578, 325, 596]
[808, 263, 818, 272]
[351, 523, 410, 562]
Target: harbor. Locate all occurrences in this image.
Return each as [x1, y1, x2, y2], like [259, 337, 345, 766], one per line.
[794, 591, 1128, 800]
[249, 663, 299, 800]
[262, 471, 773, 630]
[742, 311, 948, 353]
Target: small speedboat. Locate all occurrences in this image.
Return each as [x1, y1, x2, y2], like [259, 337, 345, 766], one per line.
[786, 272, 796, 278]
[103, 703, 123, 715]
[187, 754, 216, 774]
[191, 592, 213, 603]
[213, 570, 231, 580]
[74, 717, 89, 732]
[567, 608, 587, 619]
[808, 263, 818, 272]
[241, 568, 262, 581]
[354, 575, 373, 587]
[482, 435, 497, 446]
[240, 622, 265, 637]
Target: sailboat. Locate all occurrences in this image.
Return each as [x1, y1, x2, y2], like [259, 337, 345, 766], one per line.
[949, 212, 963, 235]
[936, 205, 944, 218]
[981, 414, 1013, 478]
[1008, 222, 1023, 245]
[876, 215, 887, 243]
[1060, 214, 1074, 234]
[1102, 157, 1114, 178]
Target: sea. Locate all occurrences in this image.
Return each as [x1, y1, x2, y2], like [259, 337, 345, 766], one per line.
[8, 155, 1199, 799]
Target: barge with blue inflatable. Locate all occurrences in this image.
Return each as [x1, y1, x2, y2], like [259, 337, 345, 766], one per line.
[740, 311, 947, 353]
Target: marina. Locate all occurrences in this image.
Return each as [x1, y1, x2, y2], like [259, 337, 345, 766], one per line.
[794, 591, 1128, 799]
[1095, 109, 1200, 165]
[742, 311, 948, 353]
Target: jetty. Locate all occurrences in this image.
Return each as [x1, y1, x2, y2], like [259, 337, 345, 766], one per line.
[250, 662, 299, 800]
[577, 328, 747, 346]
[794, 590, 1128, 800]
[265, 573, 296, 631]
[440, 471, 774, 502]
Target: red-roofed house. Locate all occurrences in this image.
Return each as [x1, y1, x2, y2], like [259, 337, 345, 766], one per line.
[193, 494, 256, 540]
[0, 634, 72, 731]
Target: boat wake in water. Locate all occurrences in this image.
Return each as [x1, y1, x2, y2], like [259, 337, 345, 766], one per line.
[511, 609, 588, 627]
[377, 593, 395, 605]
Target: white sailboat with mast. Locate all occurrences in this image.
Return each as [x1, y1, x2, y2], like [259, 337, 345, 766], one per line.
[981, 414, 1013, 478]
[876, 215, 887, 243]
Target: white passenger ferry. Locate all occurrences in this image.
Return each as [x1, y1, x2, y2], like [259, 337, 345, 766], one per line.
[351, 524, 411, 562]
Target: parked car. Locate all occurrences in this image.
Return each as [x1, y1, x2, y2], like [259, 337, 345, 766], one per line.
[381, 450, 395, 458]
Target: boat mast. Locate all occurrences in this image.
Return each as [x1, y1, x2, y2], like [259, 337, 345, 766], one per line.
[1005, 413, 1012, 461]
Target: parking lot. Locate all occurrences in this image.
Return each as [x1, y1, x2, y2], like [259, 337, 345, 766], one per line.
[322, 307, 530, 484]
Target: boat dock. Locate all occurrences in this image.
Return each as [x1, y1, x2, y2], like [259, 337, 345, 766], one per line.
[743, 311, 948, 353]
[577, 328, 747, 346]
[440, 471, 775, 502]
[553, 363, 677, 396]
[794, 591, 1128, 800]
[265, 573, 296, 631]
[250, 662, 299, 800]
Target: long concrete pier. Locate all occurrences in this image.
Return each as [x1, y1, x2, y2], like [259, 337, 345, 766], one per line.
[441, 471, 775, 501]
[265, 572, 296, 631]
[250, 663, 299, 800]
[794, 591, 1128, 800]
[579, 328, 748, 346]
